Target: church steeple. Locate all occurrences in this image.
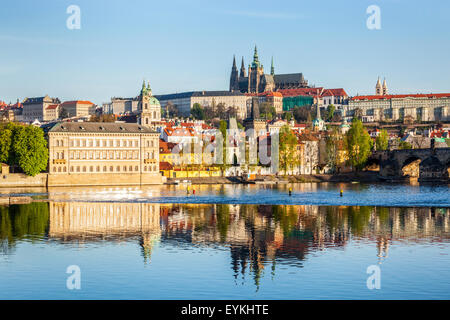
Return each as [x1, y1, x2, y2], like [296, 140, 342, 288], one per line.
[270, 56, 274, 76]
[229, 55, 239, 92]
[240, 57, 246, 78]
[141, 79, 148, 96]
[252, 45, 260, 68]
[376, 77, 382, 95]
[382, 78, 388, 95]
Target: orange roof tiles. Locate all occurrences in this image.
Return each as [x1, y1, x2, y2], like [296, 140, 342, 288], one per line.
[61, 100, 95, 105]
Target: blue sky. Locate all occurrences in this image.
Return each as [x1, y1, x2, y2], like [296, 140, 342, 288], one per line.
[1, 0, 449, 104]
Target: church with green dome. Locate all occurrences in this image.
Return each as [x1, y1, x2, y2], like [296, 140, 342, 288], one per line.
[139, 80, 161, 129]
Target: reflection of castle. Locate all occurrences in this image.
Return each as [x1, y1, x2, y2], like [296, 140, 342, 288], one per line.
[45, 201, 450, 288]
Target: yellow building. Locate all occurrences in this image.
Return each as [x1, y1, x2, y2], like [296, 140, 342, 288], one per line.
[158, 140, 221, 178]
[47, 122, 163, 186]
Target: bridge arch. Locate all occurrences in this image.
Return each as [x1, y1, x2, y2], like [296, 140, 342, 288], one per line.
[364, 158, 380, 171]
[401, 156, 422, 178]
[420, 156, 444, 181]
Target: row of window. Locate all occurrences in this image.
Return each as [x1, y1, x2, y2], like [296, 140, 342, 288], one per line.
[55, 150, 157, 160]
[52, 165, 157, 173]
[53, 139, 157, 148]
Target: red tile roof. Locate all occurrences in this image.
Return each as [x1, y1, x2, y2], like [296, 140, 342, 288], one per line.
[164, 127, 195, 137]
[159, 161, 173, 170]
[61, 100, 95, 105]
[159, 140, 177, 153]
[46, 104, 59, 110]
[321, 88, 348, 97]
[278, 88, 324, 97]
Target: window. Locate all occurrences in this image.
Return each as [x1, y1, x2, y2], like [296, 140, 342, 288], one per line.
[129, 165, 132, 172]
[82, 166, 86, 172]
[110, 166, 113, 172]
[96, 166, 100, 172]
[103, 166, 107, 172]
[70, 166, 74, 172]
[123, 166, 127, 172]
[89, 166, 93, 172]
[135, 166, 138, 171]
[76, 166, 80, 172]
[117, 166, 120, 172]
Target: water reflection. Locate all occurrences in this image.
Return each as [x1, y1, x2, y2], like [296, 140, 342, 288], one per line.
[1, 202, 449, 287]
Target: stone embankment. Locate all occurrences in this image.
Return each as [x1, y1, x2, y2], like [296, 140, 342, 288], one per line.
[0, 196, 33, 205]
[166, 172, 381, 185]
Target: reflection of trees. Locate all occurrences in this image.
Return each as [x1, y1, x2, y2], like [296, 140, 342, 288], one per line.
[0, 202, 49, 254]
[2, 201, 449, 289]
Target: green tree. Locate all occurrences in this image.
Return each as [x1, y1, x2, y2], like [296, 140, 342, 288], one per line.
[283, 112, 292, 122]
[12, 125, 49, 176]
[375, 129, 389, 151]
[59, 107, 69, 119]
[279, 125, 299, 175]
[0, 125, 13, 164]
[345, 118, 372, 171]
[191, 103, 205, 120]
[325, 128, 340, 173]
[398, 139, 412, 150]
[326, 104, 335, 121]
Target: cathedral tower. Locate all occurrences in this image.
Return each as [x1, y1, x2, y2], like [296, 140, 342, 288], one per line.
[375, 77, 382, 95]
[240, 57, 246, 78]
[229, 55, 240, 92]
[382, 78, 388, 95]
[248, 46, 265, 93]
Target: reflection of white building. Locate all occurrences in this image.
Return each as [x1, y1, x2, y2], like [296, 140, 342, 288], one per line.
[49, 201, 161, 237]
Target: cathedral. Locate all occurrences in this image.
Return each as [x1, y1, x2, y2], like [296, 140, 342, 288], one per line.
[229, 46, 309, 94]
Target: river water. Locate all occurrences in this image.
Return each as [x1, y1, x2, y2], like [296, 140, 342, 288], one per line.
[0, 183, 449, 299]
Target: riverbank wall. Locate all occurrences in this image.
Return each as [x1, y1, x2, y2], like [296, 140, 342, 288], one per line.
[0, 173, 166, 188]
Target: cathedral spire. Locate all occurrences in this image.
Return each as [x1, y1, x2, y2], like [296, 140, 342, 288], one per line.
[382, 78, 388, 95]
[270, 56, 274, 76]
[376, 77, 382, 95]
[147, 81, 152, 95]
[229, 55, 239, 92]
[240, 57, 246, 78]
[252, 45, 260, 67]
[141, 79, 147, 96]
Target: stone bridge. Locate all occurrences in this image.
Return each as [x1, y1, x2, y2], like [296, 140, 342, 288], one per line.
[370, 148, 450, 182]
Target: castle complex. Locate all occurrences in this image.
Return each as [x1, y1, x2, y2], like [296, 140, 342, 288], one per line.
[229, 46, 308, 93]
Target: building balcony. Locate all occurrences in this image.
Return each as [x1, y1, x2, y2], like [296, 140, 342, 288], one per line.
[53, 159, 66, 164]
[144, 159, 156, 164]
